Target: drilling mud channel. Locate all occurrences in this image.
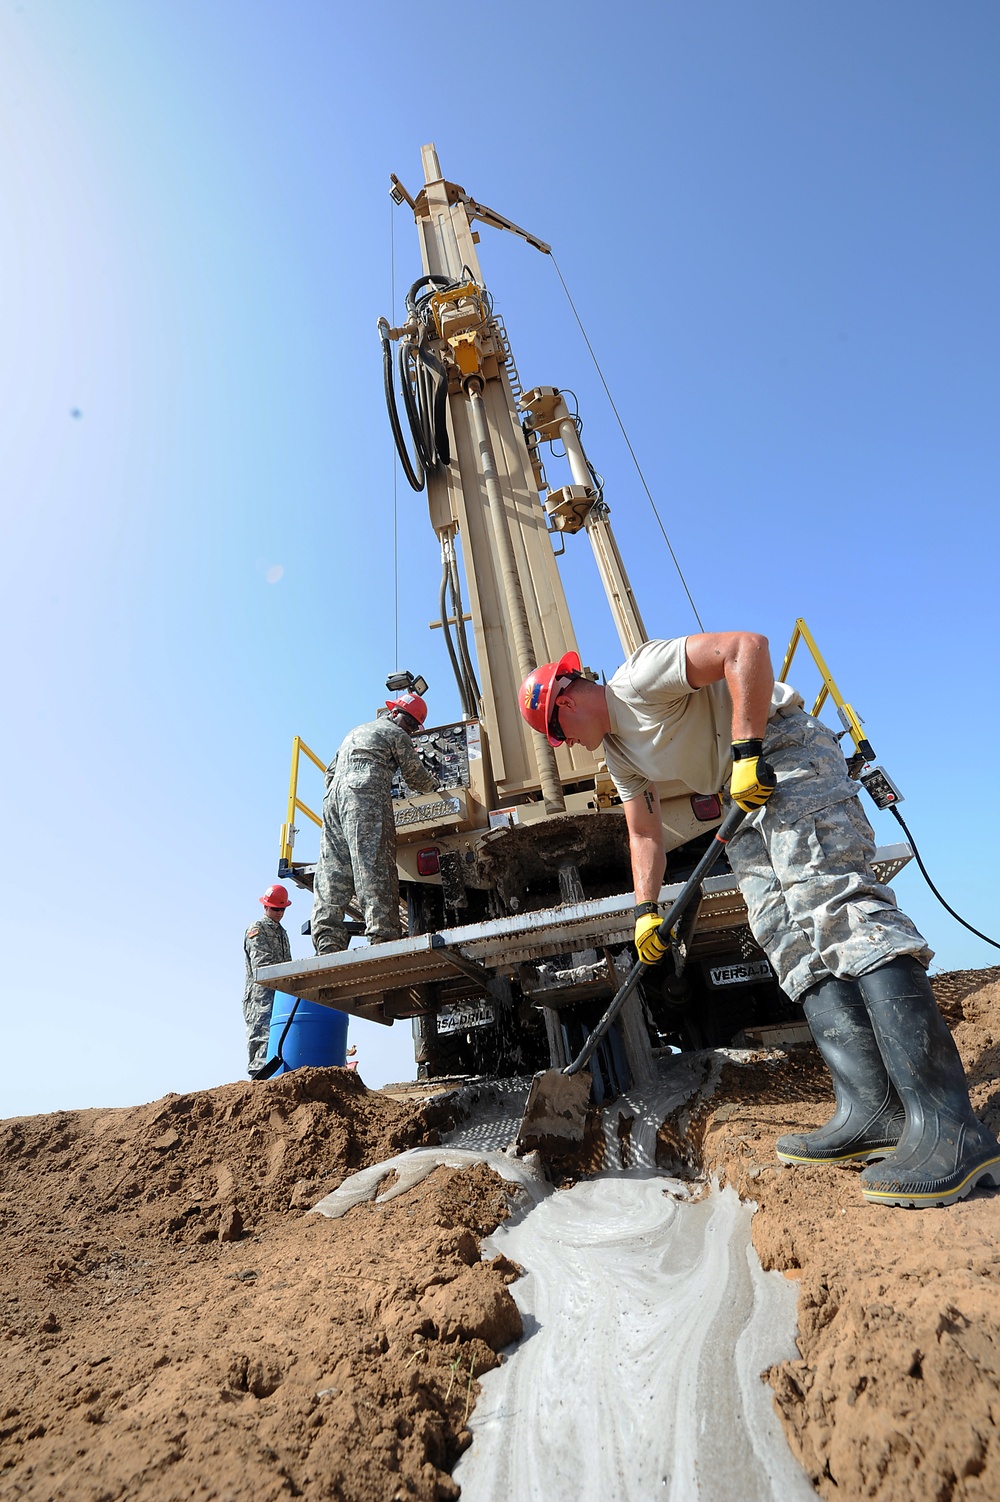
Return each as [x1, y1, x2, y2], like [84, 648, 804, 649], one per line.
[0, 966, 997, 1501]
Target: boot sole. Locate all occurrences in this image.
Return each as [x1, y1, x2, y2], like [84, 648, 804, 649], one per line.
[860, 1156, 1000, 1208]
[777, 1145, 896, 1166]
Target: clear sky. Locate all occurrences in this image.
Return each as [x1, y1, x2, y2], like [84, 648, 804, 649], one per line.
[1, 1, 998, 1119]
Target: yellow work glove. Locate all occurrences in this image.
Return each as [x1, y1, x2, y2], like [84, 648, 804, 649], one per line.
[634, 904, 669, 966]
[730, 738, 777, 811]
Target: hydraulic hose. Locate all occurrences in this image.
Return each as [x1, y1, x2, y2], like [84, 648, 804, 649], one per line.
[439, 548, 474, 719]
[449, 550, 481, 707]
[427, 348, 451, 467]
[466, 379, 565, 813]
[381, 275, 466, 488]
[400, 340, 433, 468]
[398, 337, 451, 473]
[379, 318, 423, 492]
[405, 273, 452, 316]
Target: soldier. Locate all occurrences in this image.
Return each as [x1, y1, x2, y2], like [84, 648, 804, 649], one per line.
[520, 635, 1000, 1209]
[311, 693, 442, 955]
[243, 883, 292, 1077]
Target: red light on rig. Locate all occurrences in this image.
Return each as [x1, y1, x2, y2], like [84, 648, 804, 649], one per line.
[416, 847, 441, 876]
[690, 793, 723, 822]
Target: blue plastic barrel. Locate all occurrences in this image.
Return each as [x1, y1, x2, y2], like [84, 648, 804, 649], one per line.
[266, 992, 349, 1073]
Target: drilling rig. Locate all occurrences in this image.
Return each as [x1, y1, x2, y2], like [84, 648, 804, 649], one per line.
[258, 145, 911, 1093]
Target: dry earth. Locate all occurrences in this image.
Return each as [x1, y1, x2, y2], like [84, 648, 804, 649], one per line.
[1, 968, 998, 1502]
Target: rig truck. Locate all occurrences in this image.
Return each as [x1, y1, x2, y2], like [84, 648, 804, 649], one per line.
[258, 144, 911, 1096]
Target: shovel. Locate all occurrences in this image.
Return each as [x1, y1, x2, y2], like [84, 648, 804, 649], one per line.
[250, 996, 302, 1081]
[514, 804, 746, 1155]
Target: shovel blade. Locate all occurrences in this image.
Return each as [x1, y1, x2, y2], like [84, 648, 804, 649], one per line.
[515, 1068, 594, 1155]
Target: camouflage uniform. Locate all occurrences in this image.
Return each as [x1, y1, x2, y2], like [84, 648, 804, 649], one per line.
[602, 639, 931, 1005]
[311, 717, 439, 955]
[242, 913, 291, 1075]
[726, 708, 933, 1002]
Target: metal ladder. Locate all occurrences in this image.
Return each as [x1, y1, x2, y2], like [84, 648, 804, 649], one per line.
[493, 315, 523, 405]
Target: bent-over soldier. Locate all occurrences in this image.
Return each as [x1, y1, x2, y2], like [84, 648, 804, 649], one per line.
[519, 635, 1000, 1209]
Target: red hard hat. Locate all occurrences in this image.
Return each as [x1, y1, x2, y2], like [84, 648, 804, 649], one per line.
[260, 884, 291, 909]
[385, 692, 428, 726]
[519, 650, 581, 746]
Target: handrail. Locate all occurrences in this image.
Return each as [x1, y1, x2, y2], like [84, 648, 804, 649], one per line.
[779, 618, 875, 762]
[279, 735, 327, 868]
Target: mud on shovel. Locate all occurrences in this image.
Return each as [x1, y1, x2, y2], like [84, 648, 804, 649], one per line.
[514, 804, 747, 1156]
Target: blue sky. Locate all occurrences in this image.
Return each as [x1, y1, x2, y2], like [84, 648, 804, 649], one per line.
[1, 1, 998, 1117]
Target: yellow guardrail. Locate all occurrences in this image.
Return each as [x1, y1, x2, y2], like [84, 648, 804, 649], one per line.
[778, 617, 874, 761]
[279, 736, 327, 868]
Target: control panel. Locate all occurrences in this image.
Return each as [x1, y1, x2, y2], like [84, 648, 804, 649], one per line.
[391, 719, 481, 799]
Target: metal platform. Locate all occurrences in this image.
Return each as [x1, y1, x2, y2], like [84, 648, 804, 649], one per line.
[256, 844, 913, 1023]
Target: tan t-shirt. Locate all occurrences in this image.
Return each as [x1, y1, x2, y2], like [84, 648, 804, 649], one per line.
[603, 638, 803, 802]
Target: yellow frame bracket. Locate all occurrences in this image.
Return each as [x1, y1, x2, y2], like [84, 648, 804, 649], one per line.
[279, 735, 326, 867]
[778, 618, 875, 762]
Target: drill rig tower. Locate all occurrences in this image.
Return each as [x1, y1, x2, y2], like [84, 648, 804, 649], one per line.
[259, 146, 910, 1086]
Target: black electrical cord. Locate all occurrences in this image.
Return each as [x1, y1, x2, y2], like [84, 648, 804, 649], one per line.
[889, 804, 1000, 952]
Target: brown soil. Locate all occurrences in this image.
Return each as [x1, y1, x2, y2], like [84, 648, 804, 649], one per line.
[1, 968, 997, 1502]
[0, 1070, 518, 1501]
[658, 966, 1000, 1502]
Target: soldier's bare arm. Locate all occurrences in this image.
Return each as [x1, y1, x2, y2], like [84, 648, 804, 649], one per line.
[623, 785, 666, 905]
[684, 632, 773, 740]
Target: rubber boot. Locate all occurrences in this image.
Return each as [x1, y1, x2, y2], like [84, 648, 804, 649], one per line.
[856, 958, 1000, 1208]
[776, 978, 904, 1165]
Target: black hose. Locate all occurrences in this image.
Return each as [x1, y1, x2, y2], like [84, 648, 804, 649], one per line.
[889, 806, 1000, 952]
[399, 340, 432, 469]
[439, 555, 473, 718]
[406, 273, 452, 317]
[449, 553, 481, 706]
[424, 346, 451, 467]
[380, 321, 423, 492]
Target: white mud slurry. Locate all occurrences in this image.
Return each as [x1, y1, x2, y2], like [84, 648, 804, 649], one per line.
[453, 1176, 815, 1502]
[313, 1057, 817, 1501]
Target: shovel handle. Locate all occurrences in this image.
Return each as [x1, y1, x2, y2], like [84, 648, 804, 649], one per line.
[563, 803, 747, 1076]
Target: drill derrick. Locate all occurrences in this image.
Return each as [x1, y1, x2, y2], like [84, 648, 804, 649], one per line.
[386, 143, 605, 809]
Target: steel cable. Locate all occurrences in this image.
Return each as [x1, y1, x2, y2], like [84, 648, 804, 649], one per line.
[549, 252, 705, 632]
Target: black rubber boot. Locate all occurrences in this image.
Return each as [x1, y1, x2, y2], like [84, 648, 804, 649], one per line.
[776, 978, 904, 1165]
[857, 958, 1000, 1208]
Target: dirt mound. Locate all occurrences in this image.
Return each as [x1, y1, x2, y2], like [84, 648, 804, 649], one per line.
[0, 1069, 517, 1501]
[1, 971, 998, 1502]
[0, 1068, 454, 1247]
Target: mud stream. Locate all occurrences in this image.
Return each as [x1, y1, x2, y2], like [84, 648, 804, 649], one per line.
[316, 1066, 817, 1501]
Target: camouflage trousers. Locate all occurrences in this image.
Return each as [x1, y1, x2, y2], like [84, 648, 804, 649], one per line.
[726, 709, 933, 1003]
[311, 778, 401, 955]
[243, 986, 275, 1075]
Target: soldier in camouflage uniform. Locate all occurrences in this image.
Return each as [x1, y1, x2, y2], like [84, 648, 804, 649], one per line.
[311, 693, 441, 956]
[520, 635, 1000, 1208]
[243, 884, 292, 1076]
